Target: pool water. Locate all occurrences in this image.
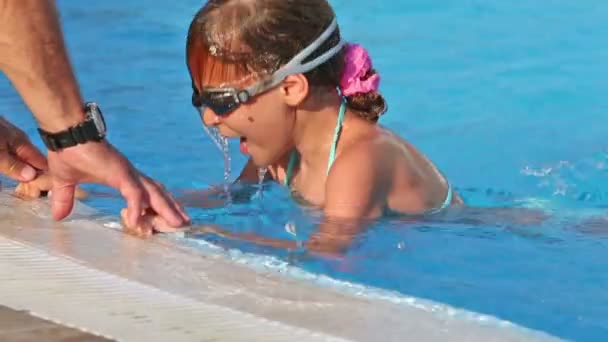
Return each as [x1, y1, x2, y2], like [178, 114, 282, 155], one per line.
[1, 0, 607, 340]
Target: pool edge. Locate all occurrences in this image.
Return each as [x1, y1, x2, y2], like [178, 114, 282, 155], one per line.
[0, 191, 561, 342]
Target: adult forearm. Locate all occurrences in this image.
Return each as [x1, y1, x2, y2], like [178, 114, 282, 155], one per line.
[0, 0, 84, 132]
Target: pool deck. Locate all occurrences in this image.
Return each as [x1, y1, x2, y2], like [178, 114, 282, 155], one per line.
[0, 190, 561, 341]
[0, 305, 112, 341]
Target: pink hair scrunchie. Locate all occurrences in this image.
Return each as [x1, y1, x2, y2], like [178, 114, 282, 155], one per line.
[339, 43, 380, 96]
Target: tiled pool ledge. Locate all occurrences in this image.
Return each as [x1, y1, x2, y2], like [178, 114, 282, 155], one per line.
[0, 191, 560, 341]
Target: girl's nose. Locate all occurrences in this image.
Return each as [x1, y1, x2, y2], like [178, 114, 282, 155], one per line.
[201, 107, 220, 127]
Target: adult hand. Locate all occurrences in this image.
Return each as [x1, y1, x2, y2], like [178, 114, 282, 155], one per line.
[47, 141, 190, 228]
[0, 1, 189, 228]
[0, 116, 48, 181]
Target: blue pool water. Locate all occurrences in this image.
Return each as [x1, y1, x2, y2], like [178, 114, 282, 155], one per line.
[1, 0, 607, 340]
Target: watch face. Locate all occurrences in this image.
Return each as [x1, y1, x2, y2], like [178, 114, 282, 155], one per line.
[85, 102, 106, 137]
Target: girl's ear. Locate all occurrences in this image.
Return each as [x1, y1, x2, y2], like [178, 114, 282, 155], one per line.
[280, 73, 309, 106]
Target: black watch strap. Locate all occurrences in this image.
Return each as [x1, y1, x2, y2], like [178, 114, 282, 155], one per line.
[38, 120, 103, 151]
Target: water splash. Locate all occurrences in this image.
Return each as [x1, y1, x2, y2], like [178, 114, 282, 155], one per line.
[221, 138, 232, 206]
[254, 167, 268, 199]
[201, 125, 232, 206]
[201, 124, 224, 152]
[520, 150, 608, 204]
[258, 167, 268, 185]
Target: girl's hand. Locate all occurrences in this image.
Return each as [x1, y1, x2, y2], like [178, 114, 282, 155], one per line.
[119, 208, 182, 238]
[15, 173, 88, 199]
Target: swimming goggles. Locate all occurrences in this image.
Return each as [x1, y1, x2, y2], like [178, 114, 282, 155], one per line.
[192, 18, 345, 116]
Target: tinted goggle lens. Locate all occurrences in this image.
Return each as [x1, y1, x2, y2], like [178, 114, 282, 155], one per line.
[192, 90, 240, 116]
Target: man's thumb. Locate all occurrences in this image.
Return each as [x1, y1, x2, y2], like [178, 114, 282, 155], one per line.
[50, 179, 76, 221]
[0, 153, 37, 182]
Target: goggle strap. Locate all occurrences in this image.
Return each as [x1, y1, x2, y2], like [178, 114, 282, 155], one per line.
[245, 17, 344, 98]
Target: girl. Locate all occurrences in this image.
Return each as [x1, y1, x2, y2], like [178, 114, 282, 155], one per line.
[126, 0, 464, 253]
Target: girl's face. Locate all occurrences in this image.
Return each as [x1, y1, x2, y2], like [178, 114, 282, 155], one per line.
[191, 71, 296, 167]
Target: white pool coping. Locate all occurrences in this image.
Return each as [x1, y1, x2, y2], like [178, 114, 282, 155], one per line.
[0, 190, 561, 341]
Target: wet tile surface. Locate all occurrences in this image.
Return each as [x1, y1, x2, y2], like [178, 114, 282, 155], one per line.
[0, 306, 112, 342]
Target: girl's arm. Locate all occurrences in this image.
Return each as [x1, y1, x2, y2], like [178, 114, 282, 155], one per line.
[176, 158, 272, 208]
[131, 143, 394, 255]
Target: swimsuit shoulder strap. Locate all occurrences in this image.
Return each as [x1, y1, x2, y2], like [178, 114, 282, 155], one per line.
[327, 98, 347, 173]
[284, 150, 298, 187]
[284, 98, 347, 187]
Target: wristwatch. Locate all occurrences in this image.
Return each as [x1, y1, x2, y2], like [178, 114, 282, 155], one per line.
[38, 102, 107, 151]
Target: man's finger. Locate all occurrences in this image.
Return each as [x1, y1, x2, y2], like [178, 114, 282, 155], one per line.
[151, 215, 179, 233]
[143, 175, 189, 223]
[159, 187, 189, 224]
[120, 179, 147, 228]
[142, 179, 187, 227]
[50, 179, 76, 221]
[0, 152, 37, 182]
[12, 138, 48, 171]
[155, 181, 189, 223]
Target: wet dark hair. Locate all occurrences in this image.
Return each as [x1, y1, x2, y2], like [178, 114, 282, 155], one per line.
[186, 0, 387, 122]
